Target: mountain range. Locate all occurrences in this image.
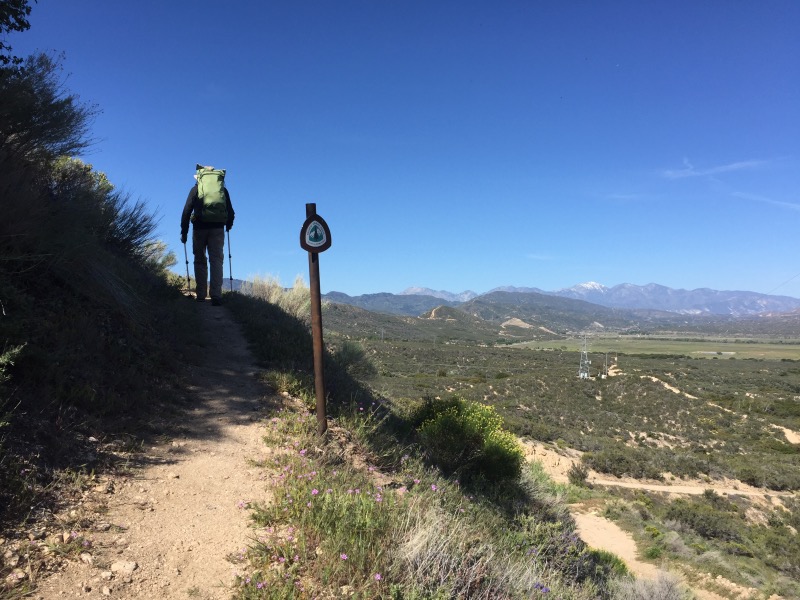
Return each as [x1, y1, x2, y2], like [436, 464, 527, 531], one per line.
[323, 282, 800, 322]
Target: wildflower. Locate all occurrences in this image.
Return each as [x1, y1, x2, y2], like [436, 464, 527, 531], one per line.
[375, 573, 382, 581]
[307, 502, 312, 507]
[257, 582, 264, 589]
[299, 449, 307, 456]
[311, 488, 319, 495]
[340, 553, 348, 560]
[431, 484, 438, 491]
[413, 479, 421, 484]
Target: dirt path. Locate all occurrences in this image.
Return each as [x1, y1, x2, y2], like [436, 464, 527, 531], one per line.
[32, 301, 277, 599]
[571, 511, 660, 580]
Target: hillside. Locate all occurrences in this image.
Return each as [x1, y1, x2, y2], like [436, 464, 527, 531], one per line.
[326, 288, 800, 338]
[553, 282, 800, 316]
[460, 290, 678, 333]
[324, 290, 460, 316]
[322, 299, 551, 344]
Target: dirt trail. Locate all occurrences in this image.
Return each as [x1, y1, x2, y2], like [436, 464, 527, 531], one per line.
[32, 301, 277, 599]
[571, 511, 660, 580]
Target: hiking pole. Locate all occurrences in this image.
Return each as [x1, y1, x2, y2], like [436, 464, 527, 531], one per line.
[183, 242, 191, 291]
[227, 229, 233, 292]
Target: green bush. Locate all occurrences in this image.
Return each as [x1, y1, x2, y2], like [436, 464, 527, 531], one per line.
[582, 445, 663, 480]
[665, 498, 741, 542]
[415, 396, 524, 483]
[567, 461, 589, 487]
[476, 428, 525, 482]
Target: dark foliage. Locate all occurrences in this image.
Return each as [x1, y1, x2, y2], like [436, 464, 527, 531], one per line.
[0, 0, 32, 66]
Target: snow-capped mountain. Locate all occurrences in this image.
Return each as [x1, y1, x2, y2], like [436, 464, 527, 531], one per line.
[553, 282, 800, 316]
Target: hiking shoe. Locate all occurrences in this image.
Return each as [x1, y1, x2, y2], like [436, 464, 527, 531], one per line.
[196, 296, 206, 303]
[211, 298, 222, 306]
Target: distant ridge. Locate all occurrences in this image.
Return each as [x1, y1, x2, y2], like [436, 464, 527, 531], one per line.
[552, 282, 800, 316]
[322, 282, 800, 318]
[324, 291, 460, 316]
[400, 287, 478, 302]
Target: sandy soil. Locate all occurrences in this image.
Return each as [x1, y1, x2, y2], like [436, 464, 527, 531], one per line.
[642, 375, 698, 399]
[30, 300, 278, 599]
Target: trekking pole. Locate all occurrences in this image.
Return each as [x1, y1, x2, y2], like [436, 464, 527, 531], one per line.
[227, 230, 233, 292]
[183, 242, 191, 291]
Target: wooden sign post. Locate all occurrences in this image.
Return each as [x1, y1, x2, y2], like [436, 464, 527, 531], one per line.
[300, 203, 332, 436]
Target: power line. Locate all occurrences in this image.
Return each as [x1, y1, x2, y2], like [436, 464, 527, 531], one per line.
[766, 270, 800, 296]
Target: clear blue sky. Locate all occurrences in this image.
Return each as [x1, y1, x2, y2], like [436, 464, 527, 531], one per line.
[12, 1, 800, 297]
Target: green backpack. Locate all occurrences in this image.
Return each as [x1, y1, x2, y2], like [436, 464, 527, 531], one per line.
[195, 164, 228, 223]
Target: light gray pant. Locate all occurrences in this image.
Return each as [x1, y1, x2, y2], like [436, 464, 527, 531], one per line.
[192, 228, 225, 300]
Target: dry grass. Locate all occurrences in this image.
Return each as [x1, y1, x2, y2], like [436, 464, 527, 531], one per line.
[239, 275, 310, 320]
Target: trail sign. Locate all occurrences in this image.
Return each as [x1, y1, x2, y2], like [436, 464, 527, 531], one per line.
[300, 214, 332, 253]
[301, 203, 331, 436]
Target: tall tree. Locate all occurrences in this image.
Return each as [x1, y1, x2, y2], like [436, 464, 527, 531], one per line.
[0, 0, 33, 66]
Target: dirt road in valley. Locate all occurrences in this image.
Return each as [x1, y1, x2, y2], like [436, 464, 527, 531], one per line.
[524, 440, 789, 600]
[31, 301, 278, 599]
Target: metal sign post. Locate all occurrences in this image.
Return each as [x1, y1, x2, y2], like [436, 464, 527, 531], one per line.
[300, 203, 332, 436]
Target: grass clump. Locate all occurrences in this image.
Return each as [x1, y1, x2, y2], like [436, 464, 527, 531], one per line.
[240, 275, 310, 320]
[610, 572, 691, 600]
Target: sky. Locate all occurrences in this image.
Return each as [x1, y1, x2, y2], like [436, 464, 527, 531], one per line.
[9, 1, 800, 297]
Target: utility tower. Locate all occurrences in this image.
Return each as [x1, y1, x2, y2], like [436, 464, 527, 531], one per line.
[578, 336, 590, 379]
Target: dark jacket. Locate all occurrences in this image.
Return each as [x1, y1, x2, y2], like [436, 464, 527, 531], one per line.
[180, 184, 235, 237]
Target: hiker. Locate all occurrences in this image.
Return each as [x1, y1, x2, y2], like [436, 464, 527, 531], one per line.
[180, 164, 235, 306]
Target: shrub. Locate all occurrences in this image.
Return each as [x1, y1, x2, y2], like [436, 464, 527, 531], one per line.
[477, 428, 525, 483]
[332, 341, 378, 380]
[587, 549, 629, 578]
[610, 572, 690, 600]
[416, 396, 524, 483]
[582, 445, 663, 480]
[568, 461, 589, 487]
[665, 498, 741, 542]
